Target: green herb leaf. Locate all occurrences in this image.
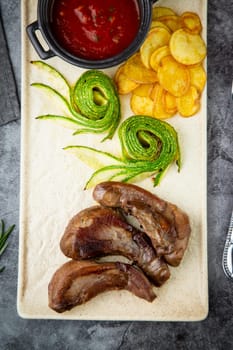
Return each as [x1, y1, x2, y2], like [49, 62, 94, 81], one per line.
[0, 220, 15, 273]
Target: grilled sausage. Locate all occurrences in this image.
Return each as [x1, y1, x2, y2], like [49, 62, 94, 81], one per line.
[48, 260, 156, 313]
[60, 205, 170, 286]
[93, 182, 191, 266]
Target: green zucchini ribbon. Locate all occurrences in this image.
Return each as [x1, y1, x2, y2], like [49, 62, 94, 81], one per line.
[31, 61, 121, 140]
[65, 115, 181, 188]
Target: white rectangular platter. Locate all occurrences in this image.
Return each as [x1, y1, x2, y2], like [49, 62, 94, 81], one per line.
[18, 0, 208, 320]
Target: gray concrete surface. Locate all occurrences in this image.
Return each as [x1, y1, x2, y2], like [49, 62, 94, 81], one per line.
[0, 0, 233, 349]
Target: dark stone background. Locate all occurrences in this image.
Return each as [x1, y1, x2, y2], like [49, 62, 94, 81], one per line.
[0, 0, 233, 349]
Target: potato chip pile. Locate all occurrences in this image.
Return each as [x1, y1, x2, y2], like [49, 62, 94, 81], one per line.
[114, 7, 207, 119]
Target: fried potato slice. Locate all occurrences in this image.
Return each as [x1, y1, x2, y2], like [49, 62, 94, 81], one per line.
[176, 85, 200, 117]
[114, 65, 139, 94]
[152, 7, 177, 19]
[170, 29, 207, 65]
[124, 53, 158, 84]
[150, 45, 170, 72]
[140, 27, 171, 68]
[150, 20, 171, 33]
[114, 64, 127, 83]
[181, 12, 202, 34]
[156, 15, 182, 32]
[158, 55, 190, 97]
[130, 94, 154, 116]
[164, 91, 177, 115]
[189, 65, 207, 92]
[151, 83, 175, 119]
[133, 84, 154, 97]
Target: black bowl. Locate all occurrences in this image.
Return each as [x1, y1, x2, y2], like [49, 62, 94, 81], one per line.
[27, 0, 157, 69]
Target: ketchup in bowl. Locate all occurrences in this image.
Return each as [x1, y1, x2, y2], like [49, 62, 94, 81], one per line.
[51, 0, 140, 60]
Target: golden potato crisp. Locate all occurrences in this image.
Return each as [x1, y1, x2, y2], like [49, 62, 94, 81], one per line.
[152, 6, 177, 19]
[158, 56, 190, 97]
[156, 15, 182, 32]
[150, 45, 170, 71]
[189, 65, 207, 92]
[124, 54, 158, 83]
[181, 12, 202, 34]
[151, 83, 175, 119]
[133, 84, 154, 97]
[114, 65, 139, 94]
[140, 27, 171, 68]
[177, 86, 200, 117]
[170, 29, 207, 65]
[150, 20, 171, 33]
[130, 94, 154, 116]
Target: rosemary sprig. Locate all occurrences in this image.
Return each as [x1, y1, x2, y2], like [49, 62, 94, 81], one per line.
[0, 219, 15, 273]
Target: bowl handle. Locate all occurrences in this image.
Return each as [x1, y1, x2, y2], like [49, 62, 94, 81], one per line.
[26, 21, 55, 60]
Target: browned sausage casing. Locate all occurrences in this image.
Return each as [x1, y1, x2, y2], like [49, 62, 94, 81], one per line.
[60, 205, 170, 287]
[93, 182, 191, 266]
[48, 260, 156, 313]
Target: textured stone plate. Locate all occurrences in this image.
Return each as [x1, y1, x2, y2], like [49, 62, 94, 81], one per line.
[18, 0, 208, 320]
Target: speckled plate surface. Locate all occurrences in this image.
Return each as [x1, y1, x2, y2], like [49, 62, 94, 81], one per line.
[18, 0, 208, 320]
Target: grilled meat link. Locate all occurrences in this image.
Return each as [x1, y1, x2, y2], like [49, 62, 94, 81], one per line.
[48, 260, 156, 313]
[60, 205, 170, 287]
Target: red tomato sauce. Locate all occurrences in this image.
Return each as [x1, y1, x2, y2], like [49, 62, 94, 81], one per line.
[51, 0, 140, 60]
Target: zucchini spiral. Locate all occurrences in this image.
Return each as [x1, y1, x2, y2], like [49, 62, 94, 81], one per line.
[31, 61, 121, 140]
[65, 115, 181, 188]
